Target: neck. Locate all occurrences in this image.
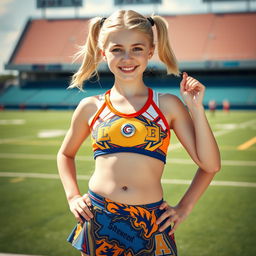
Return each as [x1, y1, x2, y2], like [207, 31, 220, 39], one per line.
[112, 77, 148, 98]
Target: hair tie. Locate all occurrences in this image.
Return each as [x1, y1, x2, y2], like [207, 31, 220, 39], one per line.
[100, 17, 107, 27]
[147, 17, 154, 26]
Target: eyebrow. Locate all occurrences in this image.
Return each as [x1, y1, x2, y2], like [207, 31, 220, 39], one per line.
[110, 43, 146, 47]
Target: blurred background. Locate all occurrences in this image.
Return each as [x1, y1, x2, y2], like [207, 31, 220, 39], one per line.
[0, 0, 255, 256]
[0, 0, 255, 109]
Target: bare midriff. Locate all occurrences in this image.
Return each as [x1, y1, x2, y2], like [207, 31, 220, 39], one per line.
[88, 152, 165, 205]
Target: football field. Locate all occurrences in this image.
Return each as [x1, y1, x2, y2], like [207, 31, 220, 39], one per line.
[0, 110, 255, 256]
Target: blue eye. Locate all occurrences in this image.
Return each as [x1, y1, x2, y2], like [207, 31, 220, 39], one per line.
[133, 47, 143, 51]
[111, 48, 122, 52]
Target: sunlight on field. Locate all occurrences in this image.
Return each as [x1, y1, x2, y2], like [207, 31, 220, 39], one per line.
[0, 110, 255, 256]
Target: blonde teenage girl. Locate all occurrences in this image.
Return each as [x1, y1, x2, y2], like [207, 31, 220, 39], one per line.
[57, 10, 221, 256]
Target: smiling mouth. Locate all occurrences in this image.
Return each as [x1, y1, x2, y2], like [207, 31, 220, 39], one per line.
[119, 66, 138, 72]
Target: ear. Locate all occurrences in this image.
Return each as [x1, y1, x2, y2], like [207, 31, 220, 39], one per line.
[101, 50, 107, 62]
[148, 44, 155, 59]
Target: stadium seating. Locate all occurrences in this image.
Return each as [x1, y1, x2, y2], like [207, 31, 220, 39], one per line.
[0, 86, 38, 105]
[2, 12, 255, 110]
[0, 78, 255, 109]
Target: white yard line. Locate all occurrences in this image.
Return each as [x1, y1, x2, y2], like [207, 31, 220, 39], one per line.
[213, 129, 235, 136]
[237, 119, 256, 128]
[0, 136, 34, 144]
[168, 142, 183, 151]
[220, 159, 256, 166]
[170, 158, 256, 166]
[0, 119, 26, 125]
[168, 118, 256, 151]
[0, 172, 256, 188]
[37, 129, 67, 138]
[0, 153, 59, 160]
[0, 153, 255, 167]
[0, 172, 91, 180]
[161, 179, 256, 188]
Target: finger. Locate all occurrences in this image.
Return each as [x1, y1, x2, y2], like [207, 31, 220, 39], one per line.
[169, 220, 181, 236]
[158, 217, 174, 232]
[159, 201, 168, 210]
[76, 206, 92, 222]
[72, 209, 84, 224]
[188, 82, 202, 94]
[78, 200, 94, 218]
[186, 76, 196, 90]
[159, 214, 179, 232]
[156, 208, 175, 225]
[83, 194, 92, 207]
[156, 212, 168, 225]
[180, 72, 188, 91]
[189, 79, 204, 90]
[187, 84, 199, 93]
[194, 86, 201, 92]
[186, 77, 197, 88]
[183, 71, 188, 79]
[76, 200, 92, 220]
[190, 80, 199, 88]
[181, 72, 188, 84]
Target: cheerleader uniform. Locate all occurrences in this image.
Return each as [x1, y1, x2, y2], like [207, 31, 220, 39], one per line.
[67, 88, 177, 255]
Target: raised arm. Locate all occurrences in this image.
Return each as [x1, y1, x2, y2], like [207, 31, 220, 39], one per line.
[57, 96, 98, 223]
[156, 72, 221, 234]
[167, 73, 221, 173]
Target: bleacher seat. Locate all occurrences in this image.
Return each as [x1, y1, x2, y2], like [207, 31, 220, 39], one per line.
[0, 84, 255, 108]
[0, 75, 255, 109]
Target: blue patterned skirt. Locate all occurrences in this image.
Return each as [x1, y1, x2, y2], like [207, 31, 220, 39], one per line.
[67, 189, 177, 255]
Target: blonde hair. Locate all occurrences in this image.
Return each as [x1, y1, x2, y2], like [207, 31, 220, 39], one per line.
[69, 10, 179, 90]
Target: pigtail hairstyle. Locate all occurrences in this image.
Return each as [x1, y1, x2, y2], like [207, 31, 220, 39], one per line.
[68, 17, 103, 90]
[69, 10, 180, 90]
[152, 15, 180, 76]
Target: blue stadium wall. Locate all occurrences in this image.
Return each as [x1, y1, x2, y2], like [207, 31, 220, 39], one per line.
[0, 72, 255, 110]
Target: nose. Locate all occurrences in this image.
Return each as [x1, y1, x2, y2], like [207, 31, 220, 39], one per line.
[122, 50, 133, 60]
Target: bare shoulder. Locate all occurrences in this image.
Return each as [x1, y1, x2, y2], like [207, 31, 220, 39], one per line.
[158, 93, 187, 129]
[79, 94, 103, 108]
[159, 93, 182, 104]
[73, 94, 104, 124]
[159, 93, 186, 114]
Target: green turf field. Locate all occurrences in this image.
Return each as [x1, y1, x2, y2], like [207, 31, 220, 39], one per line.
[0, 110, 255, 256]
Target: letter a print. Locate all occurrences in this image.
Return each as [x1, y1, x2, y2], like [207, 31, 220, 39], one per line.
[155, 234, 174, 256]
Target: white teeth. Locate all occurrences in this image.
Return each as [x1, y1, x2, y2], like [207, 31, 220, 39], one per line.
[120, 66, 136, 71]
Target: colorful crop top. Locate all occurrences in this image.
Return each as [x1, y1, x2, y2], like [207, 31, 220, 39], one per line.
[90, 88, 171, 164]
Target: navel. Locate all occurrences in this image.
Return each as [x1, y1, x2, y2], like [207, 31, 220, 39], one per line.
[122, 186, 128, 191]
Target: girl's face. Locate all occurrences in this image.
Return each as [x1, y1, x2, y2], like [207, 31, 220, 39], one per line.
[102, 29, 154, 83]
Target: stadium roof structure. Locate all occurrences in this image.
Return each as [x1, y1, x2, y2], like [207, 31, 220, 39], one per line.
[5, 12, 256, 72]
